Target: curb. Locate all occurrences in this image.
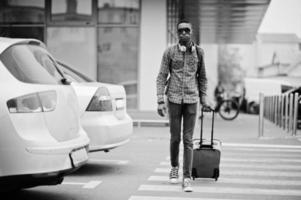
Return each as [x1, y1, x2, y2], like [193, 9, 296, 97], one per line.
[133, 119, 169, 127]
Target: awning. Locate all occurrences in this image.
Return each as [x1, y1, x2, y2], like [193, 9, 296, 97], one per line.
[183, 0, 271, 44]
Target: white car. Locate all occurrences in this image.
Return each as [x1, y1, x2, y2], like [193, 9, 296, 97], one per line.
[58, 61, 133, 152]
[0, 37, 90, 191]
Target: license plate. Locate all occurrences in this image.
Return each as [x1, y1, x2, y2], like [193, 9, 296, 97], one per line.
[70, 148, 88, 167]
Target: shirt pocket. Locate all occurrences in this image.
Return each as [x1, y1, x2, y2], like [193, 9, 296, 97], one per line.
[171, 57, 184, 71]
[187, 54, 198, 73]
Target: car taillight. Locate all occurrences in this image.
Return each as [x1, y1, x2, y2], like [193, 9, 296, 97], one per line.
[86, 87, 113, 111]
[7, 91, 57, 113]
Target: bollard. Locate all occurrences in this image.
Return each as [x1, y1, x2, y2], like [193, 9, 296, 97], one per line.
[285, 94, 289, 131]
[280, 94, 284, 129]
[258, 93, 264, 138]
[288, 93, 294, 134]
[278, 96, 281, 126]
[292, 93, 299, 136]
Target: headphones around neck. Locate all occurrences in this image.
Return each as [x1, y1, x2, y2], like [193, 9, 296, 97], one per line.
[178, 43, 196, 53]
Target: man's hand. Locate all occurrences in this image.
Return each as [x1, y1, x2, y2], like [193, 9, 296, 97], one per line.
[202, 104, 212, 112]
[157, 103, 167, 117]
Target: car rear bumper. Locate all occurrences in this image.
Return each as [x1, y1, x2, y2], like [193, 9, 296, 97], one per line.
[81, 113, 133, 152]
[0, 129, 90, 178]
[0, 165, 82, 192]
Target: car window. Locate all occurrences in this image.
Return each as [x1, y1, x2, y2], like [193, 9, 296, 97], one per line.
[0, 44, 64, 85]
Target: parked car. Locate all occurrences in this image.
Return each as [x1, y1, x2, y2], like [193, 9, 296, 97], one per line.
[0, 37, 90, 191]
[57, 61, 133, 152]
[244, 78, 293, 114]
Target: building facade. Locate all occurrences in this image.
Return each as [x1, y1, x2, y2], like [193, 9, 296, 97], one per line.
[1, 0, 277, 111]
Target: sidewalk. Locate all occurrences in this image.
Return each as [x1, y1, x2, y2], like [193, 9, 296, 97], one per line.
[128, 110, 301, 146]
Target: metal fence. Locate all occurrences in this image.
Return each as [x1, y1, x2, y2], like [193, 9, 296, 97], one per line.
[258, 92, 300, 137]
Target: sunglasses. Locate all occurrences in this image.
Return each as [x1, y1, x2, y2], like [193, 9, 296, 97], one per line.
[177, 28, 191, 34]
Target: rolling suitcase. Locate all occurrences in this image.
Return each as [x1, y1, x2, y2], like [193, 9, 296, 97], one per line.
[192, 107, 221, 181]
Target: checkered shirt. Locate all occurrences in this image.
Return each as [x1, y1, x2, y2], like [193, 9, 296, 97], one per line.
[156, 44, 207, 104]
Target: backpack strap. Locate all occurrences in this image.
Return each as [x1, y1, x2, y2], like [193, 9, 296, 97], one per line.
[195, 46, 204, 77]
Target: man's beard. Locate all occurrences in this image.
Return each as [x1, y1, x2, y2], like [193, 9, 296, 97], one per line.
[179, 37, 191, 46]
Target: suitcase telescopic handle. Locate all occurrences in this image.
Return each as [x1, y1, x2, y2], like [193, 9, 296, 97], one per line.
[200, 107, 215, 147]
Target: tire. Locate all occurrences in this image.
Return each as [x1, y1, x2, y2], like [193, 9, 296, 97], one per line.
[248, 102, 259, 114]
[218, 99, 239, 120]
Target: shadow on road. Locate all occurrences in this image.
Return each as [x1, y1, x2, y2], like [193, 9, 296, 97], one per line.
[68, 162, 127, 177]
[4, 189, 74, 200]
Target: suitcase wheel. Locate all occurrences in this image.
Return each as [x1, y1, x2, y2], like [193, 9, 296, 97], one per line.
[213, 168, 219, 181]
[192, 168, 197, 180]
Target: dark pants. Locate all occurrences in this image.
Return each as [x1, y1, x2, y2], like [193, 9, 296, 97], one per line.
[168, 101, 197, 179]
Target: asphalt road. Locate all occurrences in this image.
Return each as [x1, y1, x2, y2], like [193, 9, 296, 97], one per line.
[7, 114, 301, 200]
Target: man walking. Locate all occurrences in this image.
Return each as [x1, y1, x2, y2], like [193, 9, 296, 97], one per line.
[156, 20, 209, 192]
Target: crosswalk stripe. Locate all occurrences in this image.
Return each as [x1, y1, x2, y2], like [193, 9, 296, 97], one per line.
[222, 152, 301, 158]
[221, 163, 301, 170]
[134, 144, 301, 200]
[222, 147, 301, 153]
[138, 184, 301, 196]
[129, 196, 245, 200]
[159, 161, 301, 170]
[82, 181, 102, 189]
[89, 159, 129, 165]
[221, 157, 301, 163]
[154, 168, 301, 177]
[167, 153, 301, 159]
[62, 180, 102, 189]
[221, 143, 301, 149]
[147, 176, 301, 186]
[166, 156, 301, 163]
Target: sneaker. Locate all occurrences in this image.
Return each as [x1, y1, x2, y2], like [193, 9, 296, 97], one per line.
[182, 178, 193, 192]
[169, 166, 179, 184]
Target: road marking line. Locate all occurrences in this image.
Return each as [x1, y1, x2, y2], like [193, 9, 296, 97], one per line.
[89, 158, 129, 165]
[129, 196, 245, 200]
[62, 182, 85, 185]
[138, 184, 301, 196]
[221, 163, 301, 170]
[222, 157, 301, 163]
[222, 143, 301, 149]
[160, 161, 301, 169]
[166, 157, 301, 163]
[148, 176, 301, 186]
[83, 181, 102, 189]
[222, 147, 301, 153]
[62, 180, 102, 189]
[154, 168, 301, 177]
[222, 152, 301, 158]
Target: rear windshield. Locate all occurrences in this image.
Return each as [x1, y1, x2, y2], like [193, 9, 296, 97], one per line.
[0, 43, 64, 85]
[57, 61, 95, 83]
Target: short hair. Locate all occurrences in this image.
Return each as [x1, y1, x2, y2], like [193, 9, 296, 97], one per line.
[177, 20, 192, 29]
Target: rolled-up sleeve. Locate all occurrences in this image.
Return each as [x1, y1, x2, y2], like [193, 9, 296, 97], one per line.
[156, 48, 170, 103]
[197, 48, 208, 103]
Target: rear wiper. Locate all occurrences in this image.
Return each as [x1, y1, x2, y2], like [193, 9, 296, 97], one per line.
[61, 78, 71, 85]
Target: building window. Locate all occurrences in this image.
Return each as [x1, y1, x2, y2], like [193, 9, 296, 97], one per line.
[97, 27, 138, 109]
[97, 0, 140, 110]
[49, 0, 95, 25]
[47, 27, 96, 80]
[0, 0, 45, 24]
[0, 0, 45, 40]
[98, 0, 139, 24]
[0, 27, 44, 41]
[167, 0, 180, 46]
